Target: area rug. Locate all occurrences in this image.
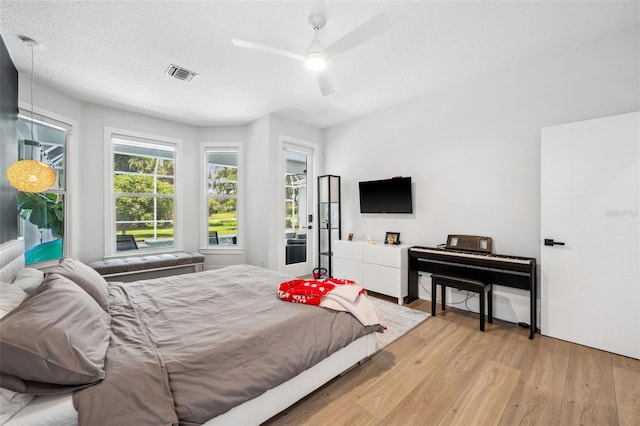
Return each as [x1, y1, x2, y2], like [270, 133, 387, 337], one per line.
[371, 297, 430, 351]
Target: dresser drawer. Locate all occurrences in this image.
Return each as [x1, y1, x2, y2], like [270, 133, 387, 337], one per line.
[333, 257, 363, 283]
[363, 243, 405, 268]
[333, 240, 363, 262]
[363, 264, 406, 299]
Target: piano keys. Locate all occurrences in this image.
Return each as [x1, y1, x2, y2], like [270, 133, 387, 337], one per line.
[408, 246, 537, 339]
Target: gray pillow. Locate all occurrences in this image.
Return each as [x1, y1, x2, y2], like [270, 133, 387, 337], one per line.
[50, 257, 109, 310]
[0, 273, 111, 393]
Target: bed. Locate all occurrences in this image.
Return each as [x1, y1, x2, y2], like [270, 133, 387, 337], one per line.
[0, 239, 381, 425]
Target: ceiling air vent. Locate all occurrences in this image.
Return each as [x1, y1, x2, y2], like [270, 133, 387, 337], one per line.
[165, 64, 198, 82]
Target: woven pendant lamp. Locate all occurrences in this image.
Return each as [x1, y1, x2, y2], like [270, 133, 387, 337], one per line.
[6, 36, 56, 193]
[7, 159, 56, 192]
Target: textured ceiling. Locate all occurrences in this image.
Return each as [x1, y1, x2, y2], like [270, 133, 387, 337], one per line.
[1, 1, 638, 128]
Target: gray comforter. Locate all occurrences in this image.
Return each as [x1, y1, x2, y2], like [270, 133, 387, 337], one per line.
[73, 265, 381, 425]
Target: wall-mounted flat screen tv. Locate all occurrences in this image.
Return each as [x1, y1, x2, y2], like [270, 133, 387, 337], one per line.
[359, 177, 413, 214]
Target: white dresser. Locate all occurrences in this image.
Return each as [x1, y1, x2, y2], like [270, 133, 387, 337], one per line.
[333, 240, 410, 305]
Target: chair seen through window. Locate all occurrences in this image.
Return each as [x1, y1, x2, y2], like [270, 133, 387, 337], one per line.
[209, 231, 219, 245]
[117, 234, 138, 251]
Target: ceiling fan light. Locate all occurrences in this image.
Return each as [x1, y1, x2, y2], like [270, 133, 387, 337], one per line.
[305, 52, 326, 71]
[305, 31, 327, 71]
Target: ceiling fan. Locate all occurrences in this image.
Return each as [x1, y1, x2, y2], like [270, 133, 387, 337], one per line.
[232, 13, 391, 96]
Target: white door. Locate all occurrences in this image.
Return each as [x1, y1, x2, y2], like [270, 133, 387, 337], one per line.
[541, 111, 639, 359]
[281, 143, 316, 277]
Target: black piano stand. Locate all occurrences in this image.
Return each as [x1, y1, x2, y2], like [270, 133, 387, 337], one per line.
[431, 274, 493, 332]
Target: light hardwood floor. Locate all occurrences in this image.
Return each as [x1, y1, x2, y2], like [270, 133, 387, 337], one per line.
[265, 298, 640, 426]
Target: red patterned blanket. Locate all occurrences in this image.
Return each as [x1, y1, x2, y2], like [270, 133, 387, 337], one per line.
[278, 278, 385, 328]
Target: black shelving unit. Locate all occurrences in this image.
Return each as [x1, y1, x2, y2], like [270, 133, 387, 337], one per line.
[317, 175, 341, 277]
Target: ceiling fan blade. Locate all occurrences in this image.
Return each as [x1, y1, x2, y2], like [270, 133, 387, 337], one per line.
[232, 39, 304, 62]
[316, 70, 334, 96]
[325, 13, 391, 58]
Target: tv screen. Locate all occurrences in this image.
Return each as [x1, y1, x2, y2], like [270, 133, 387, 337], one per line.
[359, 177, 413, 214]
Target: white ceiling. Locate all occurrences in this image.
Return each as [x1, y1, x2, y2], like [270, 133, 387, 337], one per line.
[1, 1, 638, 129]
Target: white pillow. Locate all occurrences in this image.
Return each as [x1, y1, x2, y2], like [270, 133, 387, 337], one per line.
[0, 282, 28, 319]
[0, 386, 34, 424]
[11, 268, 44, 295]
[0, 283, 34, 422]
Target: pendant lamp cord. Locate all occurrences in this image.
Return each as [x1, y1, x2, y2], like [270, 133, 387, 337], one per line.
[30, 40, 35, 144]
[29, 42, 49, 240]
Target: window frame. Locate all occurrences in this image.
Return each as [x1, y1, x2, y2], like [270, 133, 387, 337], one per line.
[104, 127, 183, 257]
[17, 103, 78, 267]
[200, 143, 243, 251]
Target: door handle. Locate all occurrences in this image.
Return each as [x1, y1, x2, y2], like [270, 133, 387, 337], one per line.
[544, 238, 565, 246]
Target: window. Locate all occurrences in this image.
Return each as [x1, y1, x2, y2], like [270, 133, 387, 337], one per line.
[17, 112, 68, 265]
[204, 146, 240, 246]
[109, 132, 179, 253]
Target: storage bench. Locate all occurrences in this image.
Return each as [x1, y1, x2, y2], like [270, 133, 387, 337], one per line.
[88, 252, 205, 280]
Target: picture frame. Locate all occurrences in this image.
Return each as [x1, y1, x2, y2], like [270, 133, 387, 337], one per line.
[385, 232, 400, 245]
[348, 233, 354, 241]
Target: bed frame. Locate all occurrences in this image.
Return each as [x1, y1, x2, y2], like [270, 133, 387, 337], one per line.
[0, 239, 377, 425]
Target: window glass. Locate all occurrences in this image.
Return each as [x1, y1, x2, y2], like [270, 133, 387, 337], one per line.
[284, 150, 308, 265]
[206, 149, 238, 246]
[17, 115, 67, 264]
[112, 138, 176, 251]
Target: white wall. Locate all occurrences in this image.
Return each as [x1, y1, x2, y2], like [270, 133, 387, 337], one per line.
[268, 115, 323, 271]
[323, 27, 640, 324]
[244, 114, 323, 271]
[82, 103, 199, 261]
[19, 24, 637, 308]
[20, 79, 325, 270]
[244, 115, 270, 268]
[196, 125, 246, 269]
[20, 81, 218, 262]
